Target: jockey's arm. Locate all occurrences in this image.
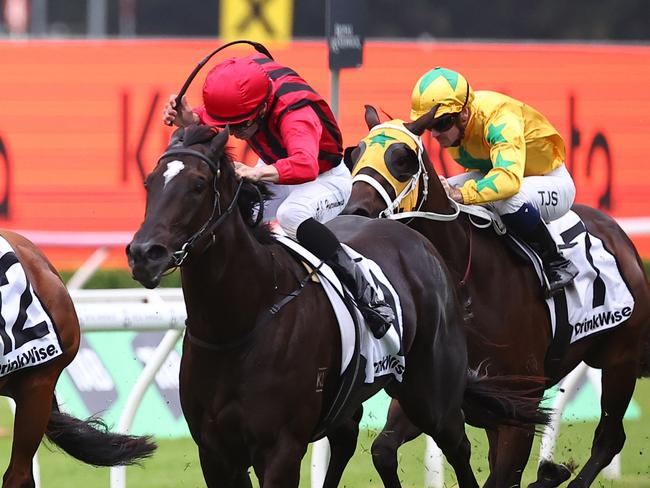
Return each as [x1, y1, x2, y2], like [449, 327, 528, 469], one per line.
[272, 107, 323, 185]
[459, 112, 526, 205]
[234, 162, 279, 183]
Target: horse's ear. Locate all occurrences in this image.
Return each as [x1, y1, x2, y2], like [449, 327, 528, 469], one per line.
[364, 105, 381, 129]
[343, 146, 356, 171]
[209, 126, 230, 157]
[404, 103, 441, 136]
[169, 127, 185, 147]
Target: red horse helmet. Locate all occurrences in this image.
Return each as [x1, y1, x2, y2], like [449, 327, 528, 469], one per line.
[202, 56, 272, 125]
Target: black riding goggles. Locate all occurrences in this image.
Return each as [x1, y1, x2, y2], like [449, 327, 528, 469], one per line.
[222, 105, 266, 132]
[428, 79, 470, 133]
[428, 113, 458, 133]
[229, 117, 256, 131]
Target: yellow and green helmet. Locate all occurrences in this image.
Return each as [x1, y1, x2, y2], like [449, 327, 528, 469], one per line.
[410, 67, 474, 120]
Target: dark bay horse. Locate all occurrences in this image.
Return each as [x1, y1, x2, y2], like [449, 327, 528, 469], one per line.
[126, 125, 547, 488]
[342, 105, 650, 488]
[0, 230, 156, 488]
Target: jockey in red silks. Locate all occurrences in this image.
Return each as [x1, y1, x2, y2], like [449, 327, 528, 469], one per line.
[162, 53, 394, 337]
[410, 67, 578, 295]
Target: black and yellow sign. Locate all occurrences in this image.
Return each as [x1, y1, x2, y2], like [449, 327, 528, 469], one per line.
[220, 0, 293, 41]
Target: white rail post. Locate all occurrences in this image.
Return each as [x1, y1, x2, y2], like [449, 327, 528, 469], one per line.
[424, 435, 444, 488]
[310, 438, 330, 487]
[66, 247, 110, 290]
[109, 328, 184, 488]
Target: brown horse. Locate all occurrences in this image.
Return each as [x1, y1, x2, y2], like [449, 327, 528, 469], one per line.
[341, 105, 650, 488]
[126, 125, 548, 488]
[0, 230, 156, 488]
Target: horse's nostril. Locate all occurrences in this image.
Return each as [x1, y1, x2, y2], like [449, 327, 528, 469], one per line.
[145, 244, 168, 262]
[126, 242, 145, 260]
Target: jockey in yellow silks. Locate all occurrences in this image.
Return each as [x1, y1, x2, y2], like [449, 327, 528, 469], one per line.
[410, 67, 578, 295]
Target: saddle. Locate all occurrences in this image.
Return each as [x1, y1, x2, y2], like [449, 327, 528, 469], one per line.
[459, 206, 635, 380]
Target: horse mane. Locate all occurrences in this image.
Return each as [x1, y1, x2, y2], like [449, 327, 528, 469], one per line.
[178, 125, 275, 244]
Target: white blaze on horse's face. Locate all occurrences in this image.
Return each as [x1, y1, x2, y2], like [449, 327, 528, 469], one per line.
[163, 160, 185, 188]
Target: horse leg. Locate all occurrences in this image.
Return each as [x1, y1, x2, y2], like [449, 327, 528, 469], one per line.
[399, 385, 478, 488]
[482, 429, 498, 488]
[427, 408, 478, 488]
[564, 362, 636, 488]
[197, 446, 252, 488]
[396, 333, 478, 487]
[255, 435, 306, 488]
[322, 407, 363, 488]
[2, 378, 56, 488]
[482, 425, 535, 488]
[527, 460, 572, 488]
[371, 399, 422, 488]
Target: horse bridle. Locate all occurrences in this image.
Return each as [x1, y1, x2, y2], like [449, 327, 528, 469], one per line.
[156, 147, 262, 266]
[159, 40, 273, 262]
[352, 123, 500, 226]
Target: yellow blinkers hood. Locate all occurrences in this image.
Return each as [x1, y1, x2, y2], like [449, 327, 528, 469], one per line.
[352, 120, 424, 214]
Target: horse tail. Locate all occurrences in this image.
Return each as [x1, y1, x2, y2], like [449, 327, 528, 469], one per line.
[462, 368, 551, 431]
[44, 395, 156, 466]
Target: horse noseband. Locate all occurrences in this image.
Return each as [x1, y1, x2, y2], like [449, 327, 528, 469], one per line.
[158, 147, 243, 266]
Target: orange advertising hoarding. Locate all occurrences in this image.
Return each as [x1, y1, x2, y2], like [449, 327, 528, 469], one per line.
[0, 39, 649, 268]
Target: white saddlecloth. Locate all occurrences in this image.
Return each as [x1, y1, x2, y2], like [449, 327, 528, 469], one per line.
[276, 236, 405, 383]
[0, 236, 63, 377]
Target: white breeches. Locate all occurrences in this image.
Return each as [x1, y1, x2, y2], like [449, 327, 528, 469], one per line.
[448, 164, 576, 223]
[262, 161, 352, 239]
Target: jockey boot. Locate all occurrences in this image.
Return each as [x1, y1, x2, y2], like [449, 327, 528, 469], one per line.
[326, 247, 395, 339]
[521, 221, 579, 295]
[295, 218, 394, 339]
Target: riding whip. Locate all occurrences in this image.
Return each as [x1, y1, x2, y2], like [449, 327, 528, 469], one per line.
[167, 39, 274, 126]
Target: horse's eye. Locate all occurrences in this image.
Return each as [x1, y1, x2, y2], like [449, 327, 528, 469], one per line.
[193, 178, 207, 193]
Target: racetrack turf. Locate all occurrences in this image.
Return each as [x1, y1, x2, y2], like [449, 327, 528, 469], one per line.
[1, 378, 649, 487]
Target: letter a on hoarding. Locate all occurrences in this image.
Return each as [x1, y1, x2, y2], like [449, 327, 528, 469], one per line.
[220, 0, 293, 41]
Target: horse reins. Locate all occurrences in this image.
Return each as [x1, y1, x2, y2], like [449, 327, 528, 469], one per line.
[157, 147, 249, 266]
[161, 39, 274, 260]
[157, 145, 315, 353]
[158, 40, 326, 348]
[354, 124, 501, 289]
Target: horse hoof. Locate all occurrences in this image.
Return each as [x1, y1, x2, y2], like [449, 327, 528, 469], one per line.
[528, 460, 572, 488]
